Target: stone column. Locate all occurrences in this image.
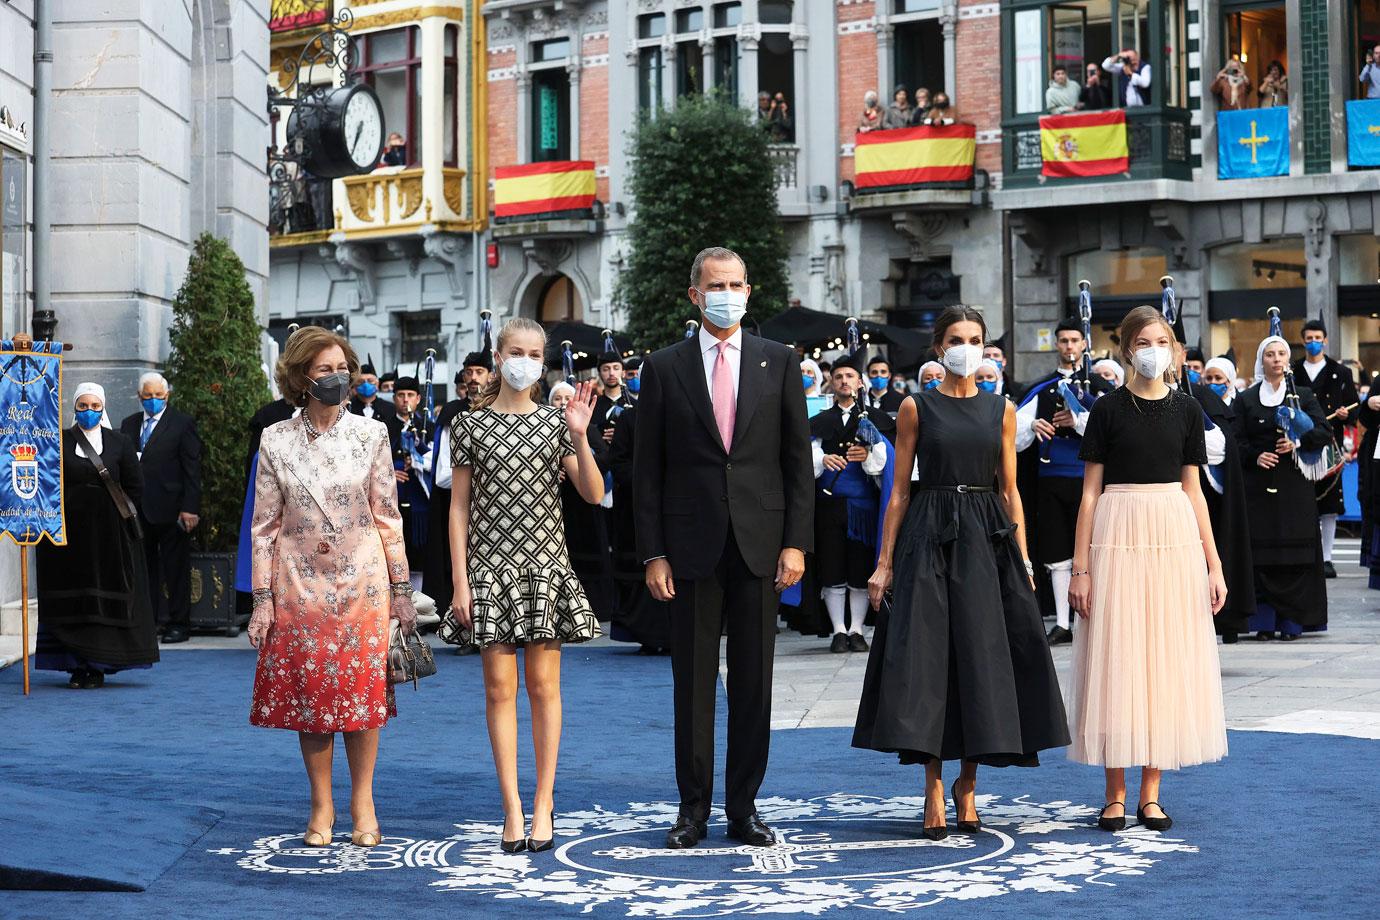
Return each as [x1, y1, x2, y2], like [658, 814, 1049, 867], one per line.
[1304, 200, 1340, 350]
[739, 28, 759, 108]
[941, 5, 958, 102]
[875, 21, 893, 103]
[662, 37, 677, 110]
[567, 57, 583, 159]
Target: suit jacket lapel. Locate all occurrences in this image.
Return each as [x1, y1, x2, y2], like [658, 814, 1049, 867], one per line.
[282, 417, 334, 526]
[139, 410, 172, 455]
[731, 335, 766, 449]
[673, 337, 727, 453]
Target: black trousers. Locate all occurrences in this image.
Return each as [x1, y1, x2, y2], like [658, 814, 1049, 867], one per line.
[144, 519, 191, 628]
[669, 530, 777, 823]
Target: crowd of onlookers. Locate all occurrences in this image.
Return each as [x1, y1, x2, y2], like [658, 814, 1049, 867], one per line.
[857, 85, 959, 133]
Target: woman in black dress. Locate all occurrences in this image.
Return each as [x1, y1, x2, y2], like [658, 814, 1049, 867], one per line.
[36, 382, 158, 688]
[1237, 335, 1331, 639]
[854, 306, 1068, 840]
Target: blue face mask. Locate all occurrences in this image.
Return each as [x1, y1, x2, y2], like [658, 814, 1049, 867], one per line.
[1208, 382, 1229, 398]
[141, 396, 166, 416]
[1304, 340, 1324, 357]
[923, 379, 941, 391]
[976, 380, 998, 393]
[356, 380, 378, 398]
[1186, 369, 1201, 384]
[75, 408, 103, 430]
[626, 376, 641, 394]
[802, 374, 815, 389]
[869, 375, 889, 392]
[990, 358, 1004, 373]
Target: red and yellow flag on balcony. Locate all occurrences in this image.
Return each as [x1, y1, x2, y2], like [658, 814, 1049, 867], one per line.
[1039, 110, 1129, 177]
[493, 161, 597, 219]
[853, 125, 976, 189]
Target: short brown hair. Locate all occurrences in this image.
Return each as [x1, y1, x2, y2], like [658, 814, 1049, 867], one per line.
[276, 326, 359, 407]
[689, 246, 747, 288]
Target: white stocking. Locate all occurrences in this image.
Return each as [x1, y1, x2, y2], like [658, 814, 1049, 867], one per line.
[1048, 560, 1072, 631]
[1320, 513, 1337, 563]
[822, 585, 848, 635]
[847, 588, 869, 634]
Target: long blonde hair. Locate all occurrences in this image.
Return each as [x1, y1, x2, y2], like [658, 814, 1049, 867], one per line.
[471, 317, 547, 410]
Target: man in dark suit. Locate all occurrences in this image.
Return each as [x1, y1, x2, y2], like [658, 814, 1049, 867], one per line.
[349, 360, 402, 449]
[246, 397, 295, 478]
[120, 372, 203, 644]
[1294, 320, 1358, 578]
[634, 246, 814, 850]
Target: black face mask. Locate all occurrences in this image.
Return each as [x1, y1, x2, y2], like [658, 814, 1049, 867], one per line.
[934, 99, 950, 110]
[309, 372, 352, 407]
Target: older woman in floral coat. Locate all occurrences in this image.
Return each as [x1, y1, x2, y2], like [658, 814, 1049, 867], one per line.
[248, 326, 416, 849]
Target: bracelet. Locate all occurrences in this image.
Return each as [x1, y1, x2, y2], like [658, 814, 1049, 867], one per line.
[1071, 570, 1090, 578]
[252, 588, 272, 605]
[1022, 559, 1035, 576]
[389, 581, 414, 598]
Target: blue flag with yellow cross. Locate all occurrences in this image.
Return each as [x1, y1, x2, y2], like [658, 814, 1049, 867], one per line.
[1217, 106, 1289, 179]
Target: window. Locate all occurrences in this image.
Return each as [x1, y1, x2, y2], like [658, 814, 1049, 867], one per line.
[1223, 2, 1288, 107]
[676, 8, 704, 33]
[894, 19, 944, 109]
[678, 40, 704, 96]
[759, 1, 793, 25]
[354, 26, 457, 167]
[1013, 9, 1044, 114]
[1163, 0, 1187, 106]
[400, 311, 443, 363]
[1, 148, 24, 335]
[715, 35, 739, 98]
[530, 67, 572, 161]
[639, 13, 666, 39]
[1067, 247, 1168, 297]
[757, 33, 795, 142]
[714, 3, 742, 28]
[1357, 0, 1380, 97]
[532, 38, 571, 62]
[639, 46, 664, 113]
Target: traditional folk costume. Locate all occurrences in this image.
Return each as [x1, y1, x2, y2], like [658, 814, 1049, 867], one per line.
[1356, 374, 1380, 590]
[854, 389, 1068, 766]
[392, 377, 431, 574]
[1070, 386, 1227, 769]
[606, 405, 672, 651]
[1291, 349, 1356, 574]
[1238, 338, 1332, 639]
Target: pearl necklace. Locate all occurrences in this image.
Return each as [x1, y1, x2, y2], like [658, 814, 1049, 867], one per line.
[303, 405, 345, 440]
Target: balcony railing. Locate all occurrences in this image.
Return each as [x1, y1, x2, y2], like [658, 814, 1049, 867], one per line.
[1001, 106, 1192, 189]
[269, 166, 334, 243]
[333, 164, 470, 238]
[766, 144, 799, 190]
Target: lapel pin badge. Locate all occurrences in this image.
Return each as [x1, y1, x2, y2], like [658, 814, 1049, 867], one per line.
[760, 361, 768, 367]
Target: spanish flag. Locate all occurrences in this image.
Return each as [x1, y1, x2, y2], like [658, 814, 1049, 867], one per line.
[1039, 110, 1129, 178]
[493, 160, 597, 219]
[853, 124, 976, 189]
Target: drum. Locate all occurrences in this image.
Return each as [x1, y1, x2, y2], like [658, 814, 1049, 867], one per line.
[1297, 438, 1345, 482]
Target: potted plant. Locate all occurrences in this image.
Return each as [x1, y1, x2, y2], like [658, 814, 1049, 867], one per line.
[165, 233, 272, 634]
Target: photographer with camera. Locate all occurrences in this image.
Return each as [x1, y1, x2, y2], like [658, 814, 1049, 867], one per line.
[1081, 62, 1112, 110]
[1101, 48, 1151, 107]
[1361, 44, 1380, 99]
[1211, 55, 1254, 111]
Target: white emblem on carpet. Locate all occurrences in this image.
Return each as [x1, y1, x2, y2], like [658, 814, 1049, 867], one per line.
[211, 793, 1198, 912]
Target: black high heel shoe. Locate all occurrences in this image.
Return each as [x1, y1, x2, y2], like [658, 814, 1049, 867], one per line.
[501, 814, 528, 853]
[922, 795, 948, 841]
[950, 780, 981, 833]
[1097, 802, 1126, 832]
[1136, 803, 1173, 831]
[527, 805, 555, 853]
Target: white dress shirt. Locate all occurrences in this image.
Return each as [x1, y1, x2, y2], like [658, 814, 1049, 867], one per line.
[1102, 57, 1152, 106]
[811, 403, 889, 478]
[699, 326, 742, 402]
[136, 407, 166, 458]
[1014, 366, 1091, 453]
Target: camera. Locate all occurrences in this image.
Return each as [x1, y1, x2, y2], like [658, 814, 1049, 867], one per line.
[1117, 55, 1130, 66]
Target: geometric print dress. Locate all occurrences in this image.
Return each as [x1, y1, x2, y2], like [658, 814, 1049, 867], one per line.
[451, 405, 600, 647]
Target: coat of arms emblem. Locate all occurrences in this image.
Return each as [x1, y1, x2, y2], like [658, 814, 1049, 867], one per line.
[9, 443, 38, 501]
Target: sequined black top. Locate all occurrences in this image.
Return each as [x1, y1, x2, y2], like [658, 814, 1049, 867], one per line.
[1079, 386, 1207, 484]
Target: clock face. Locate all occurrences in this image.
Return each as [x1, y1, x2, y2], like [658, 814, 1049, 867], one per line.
[343, 88, 383, 170]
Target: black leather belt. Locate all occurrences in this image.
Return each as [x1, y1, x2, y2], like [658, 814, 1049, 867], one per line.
[920, 485, 995, 493]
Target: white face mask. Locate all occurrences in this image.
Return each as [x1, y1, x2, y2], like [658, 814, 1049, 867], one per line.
[1132, 345, 1173, 379]
[940, 343, 984, 378]
[697, 289, 748, 329]
[499, 355, 544, 391]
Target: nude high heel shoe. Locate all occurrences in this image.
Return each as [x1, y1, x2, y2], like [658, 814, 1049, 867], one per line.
[351, 827, 382, 847]
[304, 812, 336, 847]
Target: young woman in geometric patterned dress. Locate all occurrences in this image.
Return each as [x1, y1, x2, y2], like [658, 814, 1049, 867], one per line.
[448, 317, 604, 853]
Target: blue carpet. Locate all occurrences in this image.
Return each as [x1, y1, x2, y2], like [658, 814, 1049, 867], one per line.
[0, 647, 1373, 919]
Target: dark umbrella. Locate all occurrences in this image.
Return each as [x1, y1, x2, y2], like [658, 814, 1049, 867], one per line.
[757, 306, 930, 354]
[542, 321, 637, 372]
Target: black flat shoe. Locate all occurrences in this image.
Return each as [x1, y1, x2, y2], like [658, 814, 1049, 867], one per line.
[665, 815, 708, 849]
[1323, 561, 1337, 579]
[82, 670, 105, 689]
[847, 633, 869, 653]
[1097, 802, 1126, 832]
[1137, 803, 1173, 831]
[726, 814, 776, 847]
[1046, 625, 1073, 646]
[68, 670, 87, 689]
[922, 797, 948, 840]
[829, 633, 849, 653]
[161, 626, 189, 644]
[500, 837, 528, 853]
[950, 780, 980, 833]
[1221, 631, 1239, 645]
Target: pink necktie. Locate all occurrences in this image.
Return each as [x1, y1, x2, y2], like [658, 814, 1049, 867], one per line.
[712, 340, 736, 452]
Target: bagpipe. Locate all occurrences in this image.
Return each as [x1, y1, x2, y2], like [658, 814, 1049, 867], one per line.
[1040, 280, 1098, 463]
[1259, 305, 1343, 485]
[822, 318, 886, 496]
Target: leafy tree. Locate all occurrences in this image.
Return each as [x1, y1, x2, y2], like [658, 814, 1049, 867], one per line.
[164, 233, 271, 553]
[617, 93, 790, 349]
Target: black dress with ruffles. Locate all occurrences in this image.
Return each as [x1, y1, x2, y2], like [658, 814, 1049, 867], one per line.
[852, 390, 1070, 766]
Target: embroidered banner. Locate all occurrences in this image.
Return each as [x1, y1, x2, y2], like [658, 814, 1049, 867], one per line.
[0, 339, 65, 546]
[1345, 99, 1380, 168]
[1039, 110, 1129, 178]
[853, 124, 977, 189]
[1217, 106, 1289, 179]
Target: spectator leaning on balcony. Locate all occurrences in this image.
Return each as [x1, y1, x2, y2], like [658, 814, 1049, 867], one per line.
[907, 87, 932, 125]
[1359, 44, 1380, 99]
[381, 132, 406, 167]
[1081, 62, 1112, 110]
[1102, 48, 1151, 107]
[1258, 61, 1288, 107]
[1045, 65, 1083, 114]
[1211, 56, 1253, 111]
[883, 84, 913, 129]
[858, 90, 883, 133]
[920, 92, 957, 126]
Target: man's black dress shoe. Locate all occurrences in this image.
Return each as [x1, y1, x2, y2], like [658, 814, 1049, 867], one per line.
[665, 816, 708, 849]
[1046, 625, 1072, 646]
[847, 633, 869, 653]
[1323, 561, 1337, 579]
[726, 814, 776, 847]
[829, 633, 849, 653]
[161, 626, 189, 644]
